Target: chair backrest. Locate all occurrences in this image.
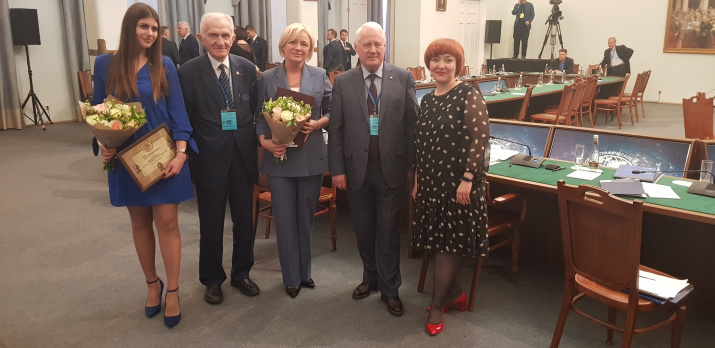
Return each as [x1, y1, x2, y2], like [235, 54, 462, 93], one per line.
[256, 147, 271, 189]
[615, 73, 631, 100]
[406, 66, 425, 81]
[587, 64, 600, 75]
[637, 70, 652, 97]
[556, 181, 643, 291]
[78, 70, 93, 102]
[481, 64, 488, 75]
[569, 82, 586, 112]
[627, 73, 644, 102]
[553, 84, 576, 124]
[516, 86, 535, 122]
[682, 92, 715, 140]
[328, 70, 344, 85]
[581, 76, 599, 105]
[572, 63, 580, 74]
[458, 65, 469, 77]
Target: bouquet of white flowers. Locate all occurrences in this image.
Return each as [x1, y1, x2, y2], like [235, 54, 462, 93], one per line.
[80, 96, 147, 170]
[261, 96, 312, 163]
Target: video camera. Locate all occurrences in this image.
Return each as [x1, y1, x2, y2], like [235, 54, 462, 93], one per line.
[546, 0, 564, 25]
[549, 0, 562, 5]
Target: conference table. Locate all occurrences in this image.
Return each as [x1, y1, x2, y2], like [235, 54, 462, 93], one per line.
[485, 158, 715, 313]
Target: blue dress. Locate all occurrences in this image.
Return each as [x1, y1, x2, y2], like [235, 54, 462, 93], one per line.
[93, 54, 195, 207]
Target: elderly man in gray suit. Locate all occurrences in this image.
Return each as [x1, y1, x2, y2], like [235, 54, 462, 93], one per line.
[328, 22, 419, 316]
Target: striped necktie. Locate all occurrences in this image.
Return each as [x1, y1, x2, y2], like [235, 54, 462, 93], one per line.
[218, 64, 234, 109]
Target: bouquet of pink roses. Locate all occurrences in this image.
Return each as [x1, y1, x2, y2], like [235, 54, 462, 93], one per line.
[261, 96, 312, 163]
[80, 96, 147, 170]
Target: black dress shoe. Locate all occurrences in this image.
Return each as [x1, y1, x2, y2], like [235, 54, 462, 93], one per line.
[204, 285, 223, 305]
[382, 296, 404, 316]
[299, 279, 315, 289]
[231, 278, 260, 296]
[352, 282, 377, 300]
[286, 286, 301, 298]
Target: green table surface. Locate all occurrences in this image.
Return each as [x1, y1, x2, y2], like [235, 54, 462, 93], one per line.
[483, 76, 624, 104]
[487, 158, 715, 219]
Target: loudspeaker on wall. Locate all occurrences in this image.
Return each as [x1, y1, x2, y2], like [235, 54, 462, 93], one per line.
[10, 8, 41, 46]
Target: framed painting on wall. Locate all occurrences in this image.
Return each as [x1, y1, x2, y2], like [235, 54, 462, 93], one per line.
[663, 0, 715, 54]
[436, 0, 447, 12]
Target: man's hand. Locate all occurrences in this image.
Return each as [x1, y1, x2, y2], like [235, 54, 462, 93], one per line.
[332, 174, 347, 190]
[525, 21, 530, 26]
[343, 46, 350, 51]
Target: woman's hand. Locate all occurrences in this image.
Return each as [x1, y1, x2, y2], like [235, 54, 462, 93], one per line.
[100, 147, 116, 163]
[456, 180, 472, 206]
[259, 136, 287, 158]
[163, 152, 187, 178]
[300, 118, 319, 135]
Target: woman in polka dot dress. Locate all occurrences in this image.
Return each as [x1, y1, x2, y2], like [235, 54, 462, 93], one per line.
[411, 38, 490, 336]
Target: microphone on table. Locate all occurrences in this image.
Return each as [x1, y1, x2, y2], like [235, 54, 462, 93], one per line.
[631, 170, 715, 198]
[489, 135, 544, 168]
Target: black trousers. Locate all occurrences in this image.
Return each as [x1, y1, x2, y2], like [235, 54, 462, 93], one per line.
[513, 25, 530, 58]
[347, 159, 404, 298]
[609, 64, 627, 77]
[196, 141, 255, 286]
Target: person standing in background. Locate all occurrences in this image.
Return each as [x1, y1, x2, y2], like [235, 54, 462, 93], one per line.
[177, 21, 199, 65]
[323, 29, 346, 73]
[246, 25, 268, 71]
[160, 25, 181, 67]
[512, 0, 534, 59]
[340, 29, 356, 71]
[230, 26, 257, 65]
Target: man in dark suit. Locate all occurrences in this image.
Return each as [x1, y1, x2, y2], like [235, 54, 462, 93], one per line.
[178, 12, 260, 305]
[323, 29, 346, 72]
[245, 25, 268, 71]
[328, 22, 419, 317]
[511, 0, 535, 59]
[339, 29, 356, 71]
[160, 26, 181, 67]
[177, 21, 199, 65]
[548, 48, 574, 74]
[600, 37, 634, 77]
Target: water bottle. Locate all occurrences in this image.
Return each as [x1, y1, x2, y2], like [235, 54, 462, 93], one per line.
[515, 73, 523, 90]
[492, 65, 496, 75]
[544, 64, 549, 74]
[538, 73, 544, 86]
[589, 135, 600, 168]
[495, 76, 502, 92]
[548, 71, 554, 85]
[500, 64, 505, 74]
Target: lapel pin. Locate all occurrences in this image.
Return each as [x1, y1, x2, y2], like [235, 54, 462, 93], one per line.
[236, 71, 242, 76]
[389, 76, 393, 79]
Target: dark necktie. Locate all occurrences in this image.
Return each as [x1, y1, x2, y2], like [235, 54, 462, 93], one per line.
[218, 64, 234, 109]
[367, 74, 380, 159]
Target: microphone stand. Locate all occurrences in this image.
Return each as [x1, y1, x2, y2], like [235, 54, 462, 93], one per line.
[490, 135, 544, 168]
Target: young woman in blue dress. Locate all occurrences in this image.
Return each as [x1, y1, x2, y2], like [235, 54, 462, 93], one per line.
[93, 3, 195, 328]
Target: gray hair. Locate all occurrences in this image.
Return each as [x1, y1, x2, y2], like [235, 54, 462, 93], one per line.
[178, 21, 189, 29]
[199, 12, 234, 34]
[608, 37, 617, 42]
[354, 22, 385, 45]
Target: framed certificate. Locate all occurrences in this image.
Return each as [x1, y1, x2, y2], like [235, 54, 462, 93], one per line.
[117, 123, 176, 192]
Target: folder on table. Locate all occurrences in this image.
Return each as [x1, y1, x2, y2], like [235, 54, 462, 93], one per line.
[599, 179, 646, 197]
[613, 165, 664, 183]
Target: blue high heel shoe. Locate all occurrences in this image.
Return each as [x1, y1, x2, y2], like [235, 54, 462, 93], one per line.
[164, 287, 181, 328]
[145, 278, 164, 318]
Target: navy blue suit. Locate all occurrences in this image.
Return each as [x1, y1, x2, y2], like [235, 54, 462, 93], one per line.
[178, 53, 259, 286]
[179, 33, 200, 65]
[255, 63, 332, 287]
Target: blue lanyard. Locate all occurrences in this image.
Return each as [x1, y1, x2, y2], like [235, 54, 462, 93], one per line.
[365, 85, 381, 112]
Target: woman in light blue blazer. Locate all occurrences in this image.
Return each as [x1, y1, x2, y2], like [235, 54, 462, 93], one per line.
[255, 23, 332, 298]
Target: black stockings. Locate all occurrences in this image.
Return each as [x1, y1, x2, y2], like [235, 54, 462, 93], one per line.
[428, 252, 463, 325]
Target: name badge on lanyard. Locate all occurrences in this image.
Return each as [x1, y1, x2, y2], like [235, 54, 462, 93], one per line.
[366, 85, 381, 136]
[222, 109, 237, 130]
[520, 13, 524, 19]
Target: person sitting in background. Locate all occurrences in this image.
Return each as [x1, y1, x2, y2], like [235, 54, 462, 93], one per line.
[230, 26, 257, 65]
[548, 48, 574, 74]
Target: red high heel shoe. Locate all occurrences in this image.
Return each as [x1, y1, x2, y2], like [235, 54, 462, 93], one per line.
[426, 292, 468, 313]
[427, 321, 444, 336]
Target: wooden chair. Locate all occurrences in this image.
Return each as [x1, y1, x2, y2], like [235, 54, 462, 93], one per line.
[265, 62, 281, 71]
[630, 70, 651, 119]
[587, 64, 601, 75]
[550, 181, 688, 348]
[579, 76, 599, 127]
[254, 166, 338, 251]
[406, 66, 426, 81]
[417, 182, 527, 312]
[572, 64, 580, 74]
[328, 70, 344, 86]
[531, 83, 577, 125]
[592, 73, 631, 129]
[77, 70, 93, 102]
[481, 64, 488, 75]
[682, 92, 714, 140]
[458, 65, 469, 77]
[609, 72, 643, 125]
[516, 86, 535, 121]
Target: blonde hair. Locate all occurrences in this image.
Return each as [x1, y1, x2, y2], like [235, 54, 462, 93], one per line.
[278, 23, 315, 61]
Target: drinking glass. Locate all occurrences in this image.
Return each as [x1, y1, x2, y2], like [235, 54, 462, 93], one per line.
[701, 160, 714, 183]
[574, 144, 585, 167]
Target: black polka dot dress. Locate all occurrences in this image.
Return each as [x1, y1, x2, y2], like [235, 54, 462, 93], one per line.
[411, 82, 490, 258]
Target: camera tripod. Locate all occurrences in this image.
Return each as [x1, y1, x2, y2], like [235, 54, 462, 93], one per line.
[538, 20, 564, 60]
[20, 45, 52, 130]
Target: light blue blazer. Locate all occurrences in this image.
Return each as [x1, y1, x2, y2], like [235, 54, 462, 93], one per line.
[255, 63, 332, 177]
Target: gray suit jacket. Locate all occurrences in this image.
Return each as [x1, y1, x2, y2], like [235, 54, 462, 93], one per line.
[256, 63, 332, 177]
[328, 63, 419, 189]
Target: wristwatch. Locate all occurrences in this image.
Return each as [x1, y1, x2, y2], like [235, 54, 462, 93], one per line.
[177, 148, 188, 158]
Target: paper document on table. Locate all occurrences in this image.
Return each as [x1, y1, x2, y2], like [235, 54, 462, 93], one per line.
[567, 170, 601, 181]
[642, 183, 680, 199]
[511, 92, 526, 96]
[638, 270, 690, 300]
[490, 148, 520, 161]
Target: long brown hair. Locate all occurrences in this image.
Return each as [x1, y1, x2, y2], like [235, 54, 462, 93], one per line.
[106, 3, 168, 101]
